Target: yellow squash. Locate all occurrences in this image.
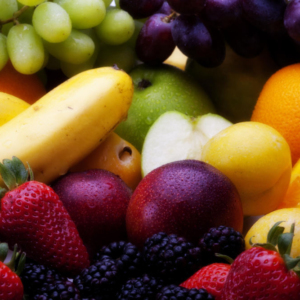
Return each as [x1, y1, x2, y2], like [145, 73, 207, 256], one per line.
[0, 66, 134, 185]
[0, 92, 30, 126]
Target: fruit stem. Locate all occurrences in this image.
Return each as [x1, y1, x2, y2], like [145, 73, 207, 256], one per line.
[0, 5, 29, 27]
[137, 79, 152, 90]
[162, 11, 178, 23]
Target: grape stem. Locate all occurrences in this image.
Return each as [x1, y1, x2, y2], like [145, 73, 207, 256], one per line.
[0, 5, 29, 28]
[162, 11, 179, 24]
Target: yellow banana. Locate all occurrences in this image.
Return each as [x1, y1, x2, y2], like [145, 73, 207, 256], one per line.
[0, 66, 133, 186]
[0, 92, 30, 126]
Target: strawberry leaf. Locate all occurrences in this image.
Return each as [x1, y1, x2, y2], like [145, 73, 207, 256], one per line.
[0, 161, 17, 190]
[0, 187, 7, 198]
[252, 243, 277, 252]
[3, 157, 28, 186]
[278, 232, 294, 256]
[267, 221, 285, 246]
[27, 162, 34, 181]
[0, 243, 8, 262]
[283, 254, 300, 270]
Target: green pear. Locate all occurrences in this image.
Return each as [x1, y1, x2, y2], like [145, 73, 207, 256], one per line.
[185, 45, 279, 123]
[115, 64, 215, 152]
[141, 111, 232, 176]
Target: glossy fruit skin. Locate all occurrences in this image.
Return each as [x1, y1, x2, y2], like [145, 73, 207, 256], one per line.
[0, 181, 90, 275]
[245, 208, 300, 258]
[70, 132, 142, 190]
[0, 67, 134, 187]
[115, 64, 215, 152]
[220, 246, 300, 299]
[202, 122, 292, 216]
[126, 160, 243, 248]
[180, 263, 230, 300]
[185, 45, 279, 123]
[51, 169, 132, 257]
[0, 262, 23, 300]
[136, 13, 176, 65]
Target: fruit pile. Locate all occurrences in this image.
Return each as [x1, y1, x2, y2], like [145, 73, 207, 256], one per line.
[118, 0, 300, 68]
[3, 0, 300, 300]
[0, 0, 139, 76]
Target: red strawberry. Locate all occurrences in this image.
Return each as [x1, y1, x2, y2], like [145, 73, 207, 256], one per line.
[220, 222, 300, 299]
[0, 157, 90, 275]
[0, 243, 25, 300]
[180, 263, 230, 300]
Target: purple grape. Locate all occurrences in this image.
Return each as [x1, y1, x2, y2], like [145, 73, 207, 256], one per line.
[166, 0, 205, 15]
[119, 0, 164, 19]
[171, 14, 226, 68]
[284, 0, 300, 42]
[241, 0, 287, 36]
[203, 0, 242, 29]
[156, 1, 173, 15]
[223, 19, 265, 58]
[135, 13, 176, 65]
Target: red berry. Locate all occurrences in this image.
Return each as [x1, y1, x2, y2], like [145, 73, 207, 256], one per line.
[181, 263, 230, 299]
[0, 181, 90, 275]
[220, 246, 300, 299]
[0, 261, 23, 300]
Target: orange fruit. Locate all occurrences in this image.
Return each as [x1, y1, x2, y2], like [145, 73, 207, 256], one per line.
[0, 61, 46, 105]
[70, 132, 142, 190]
[277, 158, 300, 209]
[251, 63, 300, 165]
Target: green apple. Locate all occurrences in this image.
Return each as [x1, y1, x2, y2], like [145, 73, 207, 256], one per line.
[115, 64, 215, 151]
[141, 111, 232, 176]
[185, 45, 279, 123]
[94, 43, 138, 73]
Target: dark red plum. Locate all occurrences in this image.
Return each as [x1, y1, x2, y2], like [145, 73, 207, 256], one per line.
[126, 160, 243, 248]
[51, 169, 132, 258]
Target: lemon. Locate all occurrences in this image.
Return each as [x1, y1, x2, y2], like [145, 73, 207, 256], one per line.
[245, 208, 300, 258]
[202, 121, 292, 216]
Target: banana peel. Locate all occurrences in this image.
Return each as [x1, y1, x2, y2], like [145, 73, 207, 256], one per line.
[0, 92, 30, 126]
[0, 66, 134, 186]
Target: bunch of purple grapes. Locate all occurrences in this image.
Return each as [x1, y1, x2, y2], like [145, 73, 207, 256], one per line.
[119, 0, 300, 68]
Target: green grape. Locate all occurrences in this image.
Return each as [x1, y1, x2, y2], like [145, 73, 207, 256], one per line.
[95, 43, 137, 72]
[103, 0, 112, 7]
[32, 2, 71, 43]
[43, 29, 95, 64]
[0, 33, 9, 71]
[7, 24, 45, 74]
[17, 0, 46, 7]
[114, 0, 120, 8]
[94, 7, 134, 45]
[1, 23, 13, 36]
[125, 20, 144, 49]
[53, 0, 106, 29]
[0, 0, 18, 20]
[18, 5, 35, 24]
[60, 38, 100, 77]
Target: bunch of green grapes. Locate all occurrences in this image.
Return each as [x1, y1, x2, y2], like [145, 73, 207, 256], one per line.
[0, 0, 142, 76]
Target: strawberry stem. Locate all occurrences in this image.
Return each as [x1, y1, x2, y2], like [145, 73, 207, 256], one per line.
[0, 243, 8, 262]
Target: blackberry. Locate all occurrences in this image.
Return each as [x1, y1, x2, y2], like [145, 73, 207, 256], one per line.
[33, 280, 81, 300]
[94, 241, 142, 278]
[143, 232, 202, 284]
[117, 274, 164, 300]
[73, 256, 120, 298]
[156, 285, 215, 300]
[20, 261, 66, 297]
[199, 225, 245, 264]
